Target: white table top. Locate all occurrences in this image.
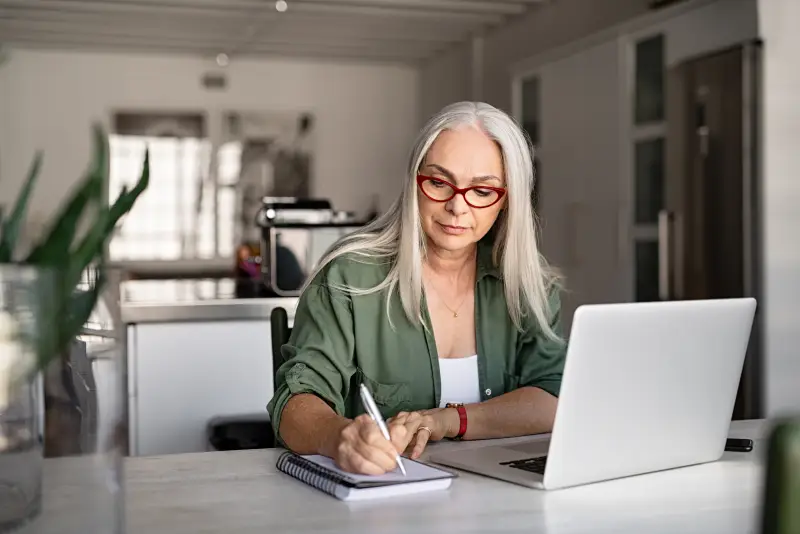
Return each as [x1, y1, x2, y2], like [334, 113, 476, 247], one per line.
[35, 419, 768, 534]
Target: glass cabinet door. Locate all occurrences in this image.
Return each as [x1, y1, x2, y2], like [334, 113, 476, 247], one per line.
[520, 76, 541, 211]
[631, 34, 666, 301]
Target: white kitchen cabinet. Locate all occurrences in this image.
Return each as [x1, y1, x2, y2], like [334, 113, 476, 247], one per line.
[127, 320, 274, 456]
[518, 38, 625, 333]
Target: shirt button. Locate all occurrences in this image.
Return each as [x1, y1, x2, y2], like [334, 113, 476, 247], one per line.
[485, 388, 492, 396]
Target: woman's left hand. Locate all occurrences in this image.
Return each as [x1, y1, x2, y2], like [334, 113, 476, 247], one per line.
[387, 409, 454, 460]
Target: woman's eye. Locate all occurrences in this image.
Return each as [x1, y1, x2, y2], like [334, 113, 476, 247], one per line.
[430, 180, 446, 187]
[474, 188, 492, 197]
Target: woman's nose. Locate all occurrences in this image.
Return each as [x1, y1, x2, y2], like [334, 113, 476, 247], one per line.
[446, 193, 470, 215]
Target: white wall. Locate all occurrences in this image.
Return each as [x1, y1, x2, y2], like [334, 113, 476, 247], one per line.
[483, 0, 651, 112]
[418, 44, 472, 124]
[529, 39, 624, 331]
[757, 0, 800, 417]
[0, 49, 419, 229]
[660, 0, 758, 66]
[419, 0, 650, 118]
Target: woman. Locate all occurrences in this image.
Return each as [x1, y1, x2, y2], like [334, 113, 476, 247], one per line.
[267, 101, 566, 475]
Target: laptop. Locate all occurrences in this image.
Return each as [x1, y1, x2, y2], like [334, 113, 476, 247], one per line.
[429, 298, 757, 490]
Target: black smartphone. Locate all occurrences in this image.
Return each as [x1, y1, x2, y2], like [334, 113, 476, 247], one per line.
[725, 437, 754, 452]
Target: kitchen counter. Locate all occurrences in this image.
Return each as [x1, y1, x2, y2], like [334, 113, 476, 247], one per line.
[118, 278, 300, 324]
[122, 297, 300, 324]
[115, 279, 300, 457]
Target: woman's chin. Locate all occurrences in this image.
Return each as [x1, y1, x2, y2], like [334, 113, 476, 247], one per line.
[427, 231, 476, 252]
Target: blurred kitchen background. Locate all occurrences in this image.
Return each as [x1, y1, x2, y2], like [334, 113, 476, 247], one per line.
[0, 0, 797, 458]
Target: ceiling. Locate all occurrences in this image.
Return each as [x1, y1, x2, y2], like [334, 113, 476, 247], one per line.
[0, 0, 545, 65]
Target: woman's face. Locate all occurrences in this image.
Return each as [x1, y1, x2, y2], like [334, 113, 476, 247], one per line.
[417, 126, 506, 254]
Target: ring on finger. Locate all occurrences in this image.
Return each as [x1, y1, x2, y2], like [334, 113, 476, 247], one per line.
[417, 426, 432, 436]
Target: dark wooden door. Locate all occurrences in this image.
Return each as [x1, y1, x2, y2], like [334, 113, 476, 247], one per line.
[665, 43, 762, 420]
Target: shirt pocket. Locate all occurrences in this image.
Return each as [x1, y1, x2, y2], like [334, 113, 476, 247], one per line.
[356, 368, 412, 418]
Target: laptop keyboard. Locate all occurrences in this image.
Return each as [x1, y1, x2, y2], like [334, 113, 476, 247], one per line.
[500, 455, 548, 475]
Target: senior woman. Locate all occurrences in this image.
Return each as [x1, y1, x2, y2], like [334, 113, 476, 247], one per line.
[267, 101, 566, 475]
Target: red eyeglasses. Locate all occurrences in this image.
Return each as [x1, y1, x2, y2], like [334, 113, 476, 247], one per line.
[416, 175, 506, 208]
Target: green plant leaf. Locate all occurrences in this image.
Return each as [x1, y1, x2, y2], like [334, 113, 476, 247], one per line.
[60, 268, 106, 351]
[25, 125, 107, 265]
[62, 149, 148, 296]
[26, 266, 106, 377]
[13, 125, 149, 377]
[0, 151, 43, 261]
[109, 148, 149, 224]
[63, 210, 109, 292]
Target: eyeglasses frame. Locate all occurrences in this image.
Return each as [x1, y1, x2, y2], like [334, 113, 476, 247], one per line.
[415, 174, 506, 209]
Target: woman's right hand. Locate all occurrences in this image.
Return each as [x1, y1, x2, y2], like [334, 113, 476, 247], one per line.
[326, 414, 408, 475]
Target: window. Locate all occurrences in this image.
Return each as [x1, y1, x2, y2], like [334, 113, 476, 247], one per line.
[108, 110, 312, 265]
[634, 137, 665, 225]
[520, 75, 542, 211]
[634, 35, 665, 125]
[215, 141, 242, 258]
[631, 34, 666, 301]
[108, 135, 212, 260]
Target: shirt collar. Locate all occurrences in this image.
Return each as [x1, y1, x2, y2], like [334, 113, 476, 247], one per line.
[476, 238, 502, 281]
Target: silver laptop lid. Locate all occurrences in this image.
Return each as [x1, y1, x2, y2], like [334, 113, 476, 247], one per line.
[543, 298, 756, 489]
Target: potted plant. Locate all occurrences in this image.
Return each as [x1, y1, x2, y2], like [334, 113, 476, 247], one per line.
[0, 124, 149, 531]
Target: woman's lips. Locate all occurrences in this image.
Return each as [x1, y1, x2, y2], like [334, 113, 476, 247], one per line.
[438, 222, 469, 235]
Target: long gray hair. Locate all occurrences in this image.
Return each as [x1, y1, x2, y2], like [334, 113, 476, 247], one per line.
[306, 101, 561, 340]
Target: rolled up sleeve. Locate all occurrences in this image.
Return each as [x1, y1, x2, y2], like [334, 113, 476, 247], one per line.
[516, 287, 567, 398]
[266, 281, 356, 444]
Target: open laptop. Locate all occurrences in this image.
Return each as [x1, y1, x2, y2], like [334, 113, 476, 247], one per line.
[429, 298, 757, 490]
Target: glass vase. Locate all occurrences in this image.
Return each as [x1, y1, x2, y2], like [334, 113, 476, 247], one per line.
[0, 265, 125, 534]
[0, 265, 43, 532]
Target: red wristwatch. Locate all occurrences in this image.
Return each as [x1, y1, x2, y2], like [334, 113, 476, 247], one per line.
[446, 402, 467, 440]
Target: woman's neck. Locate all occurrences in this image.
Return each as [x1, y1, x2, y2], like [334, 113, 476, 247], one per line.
[424, 242, 477, 285]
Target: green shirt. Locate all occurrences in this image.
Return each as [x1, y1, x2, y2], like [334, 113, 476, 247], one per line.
[267, 241, 567, 442]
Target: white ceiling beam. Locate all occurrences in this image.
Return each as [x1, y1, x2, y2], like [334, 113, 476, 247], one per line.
[0, 6, 482, 33]
[294, 0, 527, 15]
[0, 26, 436, 56]
[2, 34, 427, 62]
[0, 6, 483, 32]
[6, 41, 424, 66]
[19, 0, 531, 14]
[0, 12, 476, 48]
[0, 0, 265, 18]
[0, 11, 247, 32]
[0, 19, 258, 42]
[0, 0, 505, 22]
[0, 22, 441, 52]
[261, 27, 460, 42]
[282, 4, 504, 23]
[0, 14, 463, 42]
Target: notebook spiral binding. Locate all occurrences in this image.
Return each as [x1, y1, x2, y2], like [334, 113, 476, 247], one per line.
[276, 451, 350, 497]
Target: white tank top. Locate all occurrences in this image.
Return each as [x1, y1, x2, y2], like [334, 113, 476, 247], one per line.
[438, 355, 481, 408]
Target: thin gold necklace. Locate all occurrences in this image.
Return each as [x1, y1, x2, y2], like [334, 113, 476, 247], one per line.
[426, 280, 469, 318]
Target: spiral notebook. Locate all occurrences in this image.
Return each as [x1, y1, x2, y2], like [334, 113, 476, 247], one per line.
[276, 451, 457, 501]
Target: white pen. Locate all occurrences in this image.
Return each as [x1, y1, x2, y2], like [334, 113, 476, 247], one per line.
[359, 383, 407, 476]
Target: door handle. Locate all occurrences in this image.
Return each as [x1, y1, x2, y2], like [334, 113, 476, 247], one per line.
[658, 210, 673, 301]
